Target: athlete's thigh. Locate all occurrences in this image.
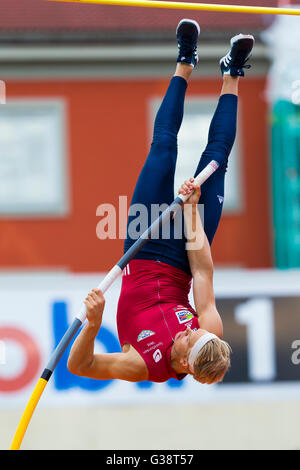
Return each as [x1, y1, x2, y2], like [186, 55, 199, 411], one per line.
[129, 138, 178, 211]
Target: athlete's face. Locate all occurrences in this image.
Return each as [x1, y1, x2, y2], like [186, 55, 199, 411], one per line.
[173, 327, 208, 369]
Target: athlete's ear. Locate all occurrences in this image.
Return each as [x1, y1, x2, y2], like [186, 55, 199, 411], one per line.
[180, 356, 189, 371]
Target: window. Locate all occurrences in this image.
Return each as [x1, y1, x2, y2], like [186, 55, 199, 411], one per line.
[0, 100, 69, 217]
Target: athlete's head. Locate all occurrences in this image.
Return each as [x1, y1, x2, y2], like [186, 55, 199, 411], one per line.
[172, 328, 231, 384]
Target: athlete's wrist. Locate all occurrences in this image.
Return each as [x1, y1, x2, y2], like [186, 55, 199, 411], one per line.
[85, 320, 102, 334]
[183, 202, 198, 209]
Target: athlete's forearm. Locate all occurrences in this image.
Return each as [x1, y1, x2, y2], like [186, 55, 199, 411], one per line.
[183, 203, 203, 249]
[183, 203, 213, 275]
[183, 204, 221, 332]
[67, 321, 101, 375]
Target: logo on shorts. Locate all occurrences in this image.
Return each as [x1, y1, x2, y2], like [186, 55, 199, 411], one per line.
[153, 349, 162, 363]
[175, 310, 194, 324]
[137, 330, 155, 342]
[217, 195, 224, 204]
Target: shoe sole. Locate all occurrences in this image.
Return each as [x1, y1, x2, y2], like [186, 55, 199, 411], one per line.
[231, 33, 255, 47]
[220, 34, 255, 66]
[176, 18, 201, 36]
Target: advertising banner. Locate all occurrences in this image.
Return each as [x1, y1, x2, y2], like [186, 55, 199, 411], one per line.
[0, 269, 300, 408]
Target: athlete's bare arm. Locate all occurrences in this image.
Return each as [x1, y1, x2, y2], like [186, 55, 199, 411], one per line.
[67, 289, 148, 382]
[179, 179, 223, 338]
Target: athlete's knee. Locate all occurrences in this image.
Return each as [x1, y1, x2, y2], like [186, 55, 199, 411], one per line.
[207, 135, 234, 156]
[153, 124, 177, 145]
[207, 128, 236, 154]
[151, 131, 177, 156]
[200, 148, 228, 172]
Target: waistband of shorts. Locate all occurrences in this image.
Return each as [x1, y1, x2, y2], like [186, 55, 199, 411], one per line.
[122, 257, 192, 281]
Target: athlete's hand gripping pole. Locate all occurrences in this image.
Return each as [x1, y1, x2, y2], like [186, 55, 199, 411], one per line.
[10, 159, 219, 450]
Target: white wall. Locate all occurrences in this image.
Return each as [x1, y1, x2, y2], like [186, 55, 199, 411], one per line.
[1, 269, 300, 450]
[3, 401, 300, 450]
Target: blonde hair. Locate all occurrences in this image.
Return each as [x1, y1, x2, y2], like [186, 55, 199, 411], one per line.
[192, 338, 231, 384]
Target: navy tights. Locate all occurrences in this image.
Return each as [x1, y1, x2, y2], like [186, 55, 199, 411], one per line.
[124, 76, 238, 275]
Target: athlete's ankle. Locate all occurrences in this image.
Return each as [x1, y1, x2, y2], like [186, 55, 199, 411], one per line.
[174, 63, 193, 82]
[220, 75, 239, 96]
[222, 74, 240, 83]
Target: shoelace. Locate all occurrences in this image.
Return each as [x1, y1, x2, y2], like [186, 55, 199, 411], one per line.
[236, 63, 252, 73]
[242, 57, 252, 69]
[224, 53, 251, 68]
